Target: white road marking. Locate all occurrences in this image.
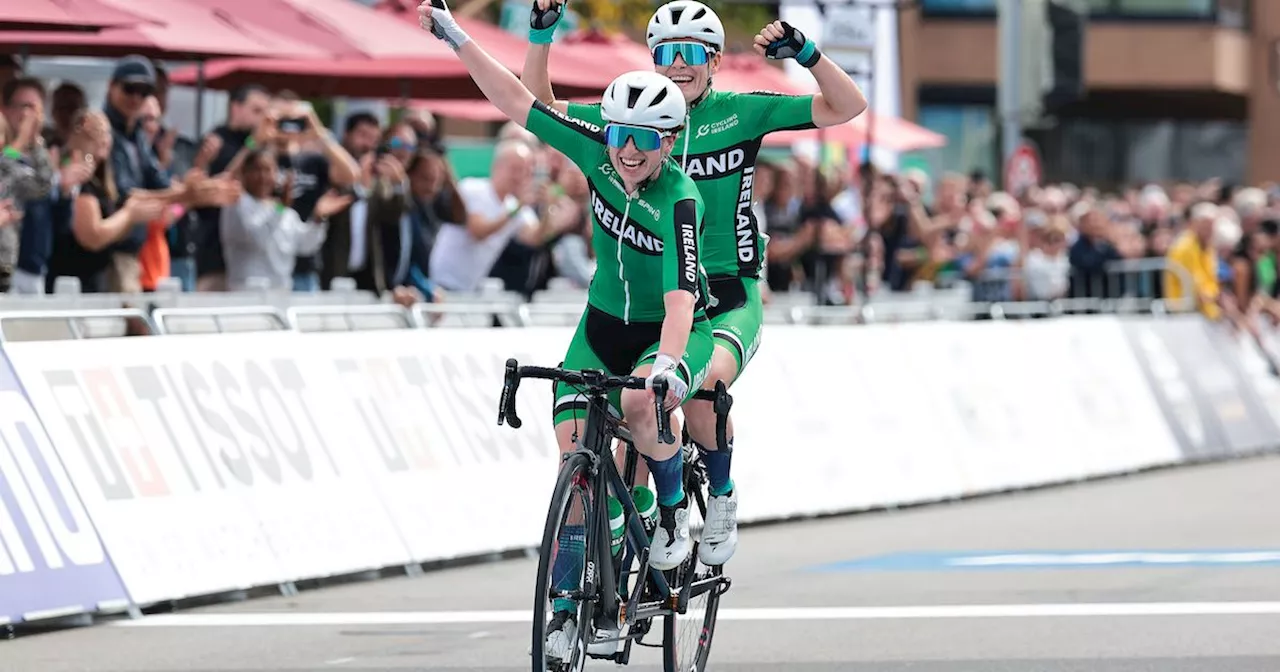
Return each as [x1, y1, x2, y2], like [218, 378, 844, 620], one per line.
[325, 657, 355, 665]
[111, 602, 1280, 627]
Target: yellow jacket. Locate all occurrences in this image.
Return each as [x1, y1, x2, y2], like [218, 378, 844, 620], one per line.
[1164, 230, 1220, 320]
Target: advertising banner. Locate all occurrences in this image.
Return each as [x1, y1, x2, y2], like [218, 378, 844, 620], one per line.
[306, 328, 566, 562]
[0, 349, 128, 624]
[0, 314, 1224, 610]
[4, 333, 415, 607]
[1120, 317, 1279, 460]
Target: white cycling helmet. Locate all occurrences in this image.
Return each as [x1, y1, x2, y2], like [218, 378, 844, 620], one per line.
[646, 1, 725, 52]
[600, 71, 687, 131]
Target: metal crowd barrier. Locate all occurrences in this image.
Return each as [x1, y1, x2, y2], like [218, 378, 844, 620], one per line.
[0, 258, 1210, 341]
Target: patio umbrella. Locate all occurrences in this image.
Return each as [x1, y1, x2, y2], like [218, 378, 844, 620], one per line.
[376, 0, 623, 91]
[763, 113, 948, 153]
[0, 0, 150, 32]
[0, 0, 327, 60]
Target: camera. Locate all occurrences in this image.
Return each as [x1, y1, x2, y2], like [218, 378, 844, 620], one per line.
[277, 117, 308, 134]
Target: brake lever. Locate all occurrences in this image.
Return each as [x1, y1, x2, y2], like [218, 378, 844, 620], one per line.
[653, 378, 676, 445]
[498, 358, 523, 428]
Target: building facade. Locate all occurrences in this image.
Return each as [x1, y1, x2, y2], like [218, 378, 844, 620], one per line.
[899, 0, 1276, 187]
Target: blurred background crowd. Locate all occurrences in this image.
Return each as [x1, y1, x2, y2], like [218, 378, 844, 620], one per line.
[1, 0, 1278, 334]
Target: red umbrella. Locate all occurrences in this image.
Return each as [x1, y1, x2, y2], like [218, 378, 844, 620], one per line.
[171, 57, 481, 100]
[550, 30, 655, 85]
[763, 113, 948, 153]
[711, 54, 815, 95]
[376, 1, 624, 92]
[0, 0, 328, 60]
[0, 0, 150, 32]
[196, 0, 444, 59]
[413, 96, 600, 122]
[170, 8, 614, 99]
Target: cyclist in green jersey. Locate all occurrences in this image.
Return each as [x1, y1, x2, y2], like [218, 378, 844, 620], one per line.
[420, 0, 715, 660]
[523, 0, 867, 567]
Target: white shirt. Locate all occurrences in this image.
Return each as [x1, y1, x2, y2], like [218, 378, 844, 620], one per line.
[347, 197, 369, 271]
[1023, 249, 1071, 300]
[429, 178, 538, 292]
[221, 194, 328, 291]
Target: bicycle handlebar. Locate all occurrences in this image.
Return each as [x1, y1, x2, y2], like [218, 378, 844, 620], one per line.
[497, 358, 733, 450]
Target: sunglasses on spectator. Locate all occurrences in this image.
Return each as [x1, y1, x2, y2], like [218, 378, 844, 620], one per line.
[604, 124, 669, 152]
[120, 82, 153, 98]
[386, 136, 416, 152]
[652, 41, 713, 67]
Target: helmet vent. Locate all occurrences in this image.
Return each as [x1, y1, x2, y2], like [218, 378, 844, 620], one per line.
[669, 7, 685, 22]
[650, 86, 669, 107]
[627, 86, 643, 109]
[692, 7, 706, 20]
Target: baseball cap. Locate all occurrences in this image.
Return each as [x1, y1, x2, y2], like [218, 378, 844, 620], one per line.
[111, 55, 156, 87]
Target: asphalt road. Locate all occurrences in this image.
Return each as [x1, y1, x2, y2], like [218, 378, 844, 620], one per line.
[5, 455, 1280, 672]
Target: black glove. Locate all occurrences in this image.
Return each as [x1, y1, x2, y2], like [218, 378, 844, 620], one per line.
[763, 21, 821, 69]
[530, 0, 566, 44]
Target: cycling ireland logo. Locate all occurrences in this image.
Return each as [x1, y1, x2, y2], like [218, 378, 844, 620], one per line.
[695, 114, 740, 139]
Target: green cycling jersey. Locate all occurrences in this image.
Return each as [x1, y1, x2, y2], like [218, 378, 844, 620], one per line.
[569, 88, 816, 280]
[524, 101, 710, 323]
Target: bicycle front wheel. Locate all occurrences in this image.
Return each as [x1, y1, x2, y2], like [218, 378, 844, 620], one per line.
[531, 453, 596, 672]
[662, 486, 723, 672]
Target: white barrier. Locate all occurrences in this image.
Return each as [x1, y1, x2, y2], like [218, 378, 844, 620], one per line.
[0, 316, 1211, 609]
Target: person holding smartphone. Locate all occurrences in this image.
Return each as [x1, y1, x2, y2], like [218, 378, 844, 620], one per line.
[269, 96, 361, 291]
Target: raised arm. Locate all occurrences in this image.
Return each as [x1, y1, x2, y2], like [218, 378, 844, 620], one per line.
[754, 21, 867, 128]
[419, 0, 536, 127]
[521, 0, 571, 114]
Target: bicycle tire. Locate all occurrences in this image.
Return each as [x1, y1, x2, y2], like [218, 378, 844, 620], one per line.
[531, 453, 595, 672]
[661, 471, 723, 672]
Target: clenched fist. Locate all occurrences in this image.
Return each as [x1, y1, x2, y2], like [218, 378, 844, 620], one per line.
[418, 0, 470, 51]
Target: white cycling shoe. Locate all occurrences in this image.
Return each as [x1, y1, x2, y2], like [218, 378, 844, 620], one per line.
[698, 488, 738, 566]
[541, 611, 577, 662]
[650, 496, 692, 571]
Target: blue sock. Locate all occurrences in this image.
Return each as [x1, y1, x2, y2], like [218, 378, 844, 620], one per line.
[551, 524, 585, 614]
[698, 439, 734, 497]
[643, 450, 686, 507]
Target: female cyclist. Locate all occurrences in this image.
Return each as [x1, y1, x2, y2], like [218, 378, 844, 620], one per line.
[419, 0, 715, 660]
[523, 0, 867, 568]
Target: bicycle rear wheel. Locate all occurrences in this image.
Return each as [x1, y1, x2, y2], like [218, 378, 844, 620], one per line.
[662, 459, 723, 672]
[532, 453, 596, 672]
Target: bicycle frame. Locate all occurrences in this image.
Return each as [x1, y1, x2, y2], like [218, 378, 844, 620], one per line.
[497, 358, 734, 656]
[567, 386, 673, 631]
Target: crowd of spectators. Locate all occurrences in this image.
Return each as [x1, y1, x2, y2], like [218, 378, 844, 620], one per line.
[1, 53, 1279, 333]
[755, 157, 1280, 332]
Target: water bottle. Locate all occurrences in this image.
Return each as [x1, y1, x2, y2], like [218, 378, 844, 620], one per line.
[608, 486, 658, 557]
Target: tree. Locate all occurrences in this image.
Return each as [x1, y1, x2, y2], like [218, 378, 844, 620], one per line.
[572, 0, 775, 53]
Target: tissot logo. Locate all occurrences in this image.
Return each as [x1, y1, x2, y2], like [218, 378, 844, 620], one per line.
[590, 190, 663, 255]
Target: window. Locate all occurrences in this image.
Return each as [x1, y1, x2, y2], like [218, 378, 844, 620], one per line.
[923, 0, 1236, 21]
[1036, 118, 1246, 187]
[920, 0, 996, 15]
[902, 104, 999, 188]
[1091, 0, 1213, 16]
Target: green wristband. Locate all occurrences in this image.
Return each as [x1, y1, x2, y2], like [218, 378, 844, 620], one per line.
[2, 146, 22, 160]
[244, 136, 256, 150]
[529, 25, 557, 44]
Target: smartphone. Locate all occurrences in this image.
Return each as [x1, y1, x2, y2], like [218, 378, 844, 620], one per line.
[277, 117, 309, 134]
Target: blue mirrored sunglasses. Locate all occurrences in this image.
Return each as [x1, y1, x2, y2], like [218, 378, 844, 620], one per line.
[652, 41, 712, 67]
[604, 124, 666, 152]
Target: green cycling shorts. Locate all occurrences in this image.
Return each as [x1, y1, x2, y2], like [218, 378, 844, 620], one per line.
[552, 306, 715, 427]
[705, 276, 764, 382]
